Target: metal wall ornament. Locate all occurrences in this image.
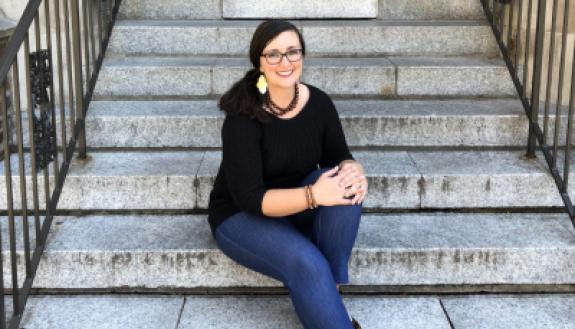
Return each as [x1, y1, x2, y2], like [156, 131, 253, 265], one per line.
[29, 49, 57, 171]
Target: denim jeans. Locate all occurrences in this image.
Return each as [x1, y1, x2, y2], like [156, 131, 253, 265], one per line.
[214, 167, 362, 329]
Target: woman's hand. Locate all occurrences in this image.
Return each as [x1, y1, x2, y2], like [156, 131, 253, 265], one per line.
[337, 160, 368, 205]
[311, 166, 356, 206]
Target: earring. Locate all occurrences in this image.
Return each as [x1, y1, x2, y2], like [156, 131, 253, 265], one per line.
[256, 74, 268, 94]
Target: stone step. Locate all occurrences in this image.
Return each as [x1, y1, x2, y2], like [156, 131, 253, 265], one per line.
[222, 0, 378, 19]
[2, 213, 574, 289]
[108, 20, 498, 57]
[118, 0, 484, 20]
[85, 98, 528, 148]
[380, 0, 485, 20]
[16, 294, 575, 329]
[118, 0, 222, 20]
[94, 56, 515, 98]
[0, 150, 566, 210]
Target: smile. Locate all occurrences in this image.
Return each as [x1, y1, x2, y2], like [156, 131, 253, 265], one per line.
[276, 70, 294, 77]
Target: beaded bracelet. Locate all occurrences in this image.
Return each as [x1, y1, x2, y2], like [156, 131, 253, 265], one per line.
[304, 185, 313, 209]
[306, 185, 318, 209]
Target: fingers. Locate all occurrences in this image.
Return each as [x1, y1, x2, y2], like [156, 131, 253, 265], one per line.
[348, 182, 369, 205]
[322, 166, 339, 177]
[342, 176, 366, 190]
[351, 191, 362, 205]
[337, 166, 364, 187]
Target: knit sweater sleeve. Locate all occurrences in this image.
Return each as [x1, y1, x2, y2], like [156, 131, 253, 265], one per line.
[222, 114, 267, 217]
[319, 95, 354, 168]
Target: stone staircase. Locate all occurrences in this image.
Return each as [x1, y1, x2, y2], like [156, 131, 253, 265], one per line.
[8, 0, 575, 327]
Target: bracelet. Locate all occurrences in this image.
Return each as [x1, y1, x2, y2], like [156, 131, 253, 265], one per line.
[308, 184, 318, 209]
[304, 185, 313, 209]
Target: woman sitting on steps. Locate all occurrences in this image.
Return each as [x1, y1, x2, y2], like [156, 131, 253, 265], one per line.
[207, 19, 368, 329]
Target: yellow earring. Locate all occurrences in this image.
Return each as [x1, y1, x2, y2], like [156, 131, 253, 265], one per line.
[256, 74, 268, 94]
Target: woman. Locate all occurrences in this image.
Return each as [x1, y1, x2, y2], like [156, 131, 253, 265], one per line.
[208, 20, 368, 329]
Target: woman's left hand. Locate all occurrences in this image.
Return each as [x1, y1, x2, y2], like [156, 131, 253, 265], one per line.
[337, 160, 368, 205]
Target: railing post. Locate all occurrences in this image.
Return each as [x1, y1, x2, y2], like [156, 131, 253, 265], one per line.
[70, 0, 87, 159]
[526, 0, 547, 157]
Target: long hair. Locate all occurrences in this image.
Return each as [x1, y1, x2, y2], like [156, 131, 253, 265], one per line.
[218, 20, 306, 123]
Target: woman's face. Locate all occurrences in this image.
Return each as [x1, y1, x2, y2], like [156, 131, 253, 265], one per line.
[259, 30, 303, 91]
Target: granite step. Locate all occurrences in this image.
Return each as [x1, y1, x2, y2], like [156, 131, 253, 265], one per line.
[117, 0, 484, 20]
[108, 20, 498, 57]
[380, 0, 485, 20]
[17, 294, 575, 329]
[0, 150, 566, 210]
[221, 0, 378, 19]
[2, 213, 574, 289]
[94, 56, 515, 98]
[85, 98, 528, 148]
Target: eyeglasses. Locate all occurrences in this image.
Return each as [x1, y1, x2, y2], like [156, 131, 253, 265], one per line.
[260, 49, 303, 65]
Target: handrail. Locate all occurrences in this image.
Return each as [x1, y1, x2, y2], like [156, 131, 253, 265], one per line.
[481, 0, 575, 227]
[0, 1, 122, 328]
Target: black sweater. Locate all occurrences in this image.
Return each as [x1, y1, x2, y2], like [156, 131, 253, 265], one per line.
[207, 84, 354, 238]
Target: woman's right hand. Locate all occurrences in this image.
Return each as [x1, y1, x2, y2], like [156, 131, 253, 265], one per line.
[311, 166, 355, 206]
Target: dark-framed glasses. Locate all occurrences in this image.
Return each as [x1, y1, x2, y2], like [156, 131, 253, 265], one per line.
[261, 49, 303, 65]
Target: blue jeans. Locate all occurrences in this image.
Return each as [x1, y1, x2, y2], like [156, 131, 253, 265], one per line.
[215, 167, 362, 329]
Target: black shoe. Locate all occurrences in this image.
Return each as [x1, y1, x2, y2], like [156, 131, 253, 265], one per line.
[351, 317, 362, 329]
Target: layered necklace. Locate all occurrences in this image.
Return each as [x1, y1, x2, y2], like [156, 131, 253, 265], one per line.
[264, 83, 299, 117]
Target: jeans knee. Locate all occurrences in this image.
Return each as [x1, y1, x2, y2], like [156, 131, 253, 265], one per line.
[286, 252, 332, 286]
[324, 203, 362, 217]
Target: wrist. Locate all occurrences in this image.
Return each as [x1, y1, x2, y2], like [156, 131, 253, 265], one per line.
[309, 184, 319, 208]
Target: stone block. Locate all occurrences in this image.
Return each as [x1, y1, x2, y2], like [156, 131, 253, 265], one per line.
[410, 151, 564, 208]
[442, 295, 575, 329]
[395, 56, 516, 96]
[379, 0, 484, 20]
[223, 0, 378, 18]
[118, 0, 222, 19]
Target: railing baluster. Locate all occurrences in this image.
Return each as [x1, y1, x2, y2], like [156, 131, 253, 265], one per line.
[107, 0, 112, 26]
[88, 0, 97, 72]
[506, 1, 514, 50]
[96, 0, 103, 50]
[71, 0, 86, 159]
[542, 0, 560, 145]
[83, 0, 91, 86]
[0, 85, 8, 329]
[36, 1, 52, 249]
[0, 218, 5, 329]
[42, 0, 60, 207]
[23, 35, 42, 245]
[11, 60, 32, 277]
[561, 44, 575, 192]
[54, 0, 68, 162]
[514, 0, 523, 68]
[523, 0, 534, 99]
[34, 13, 41, 52]
[1, 79, 19, 318]
[552, 0, 572, 167]
[526, 0, 547, 156]
[64, 0, 77, 133]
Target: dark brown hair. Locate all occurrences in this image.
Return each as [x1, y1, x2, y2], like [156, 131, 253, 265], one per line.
[218, 20, 306, 123]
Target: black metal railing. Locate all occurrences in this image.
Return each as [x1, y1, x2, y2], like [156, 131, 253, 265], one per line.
[482, 0, 575, 226]
[0, 0, 120, 327]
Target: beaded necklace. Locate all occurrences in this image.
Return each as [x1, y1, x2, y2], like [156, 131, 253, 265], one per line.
[264, 83, 299, 117]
